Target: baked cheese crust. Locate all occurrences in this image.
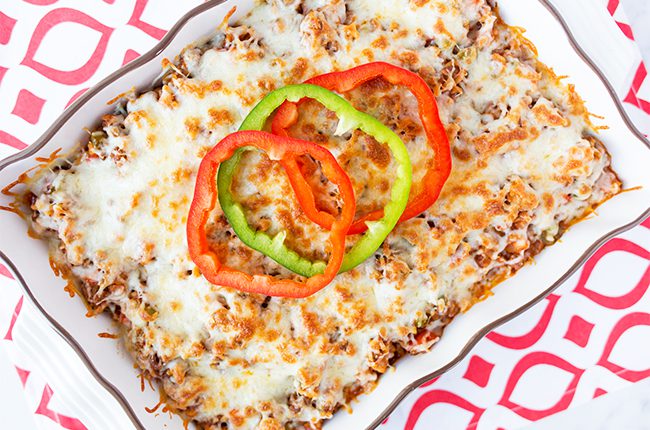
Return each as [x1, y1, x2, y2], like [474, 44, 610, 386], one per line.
[20, 0, 620, 428]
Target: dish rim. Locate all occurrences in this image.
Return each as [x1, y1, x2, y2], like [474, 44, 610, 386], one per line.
[0, 1, 648, 429]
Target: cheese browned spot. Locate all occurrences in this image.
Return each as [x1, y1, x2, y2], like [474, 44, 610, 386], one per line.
[20, 0, 620, 429]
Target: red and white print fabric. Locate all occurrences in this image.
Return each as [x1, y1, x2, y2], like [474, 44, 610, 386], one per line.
[0, 1, 648, 429]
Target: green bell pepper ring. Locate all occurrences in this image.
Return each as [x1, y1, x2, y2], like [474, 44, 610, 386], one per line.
[218, 84, 412, 274]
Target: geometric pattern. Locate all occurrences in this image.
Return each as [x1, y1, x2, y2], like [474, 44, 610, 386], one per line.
[563, 315, 595, 348]
[0, 1, 648, 430]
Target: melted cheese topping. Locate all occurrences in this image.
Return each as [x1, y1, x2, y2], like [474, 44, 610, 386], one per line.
[25, 0, 620, 428]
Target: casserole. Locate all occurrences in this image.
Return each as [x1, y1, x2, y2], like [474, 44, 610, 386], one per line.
[0, 0, 649, 428]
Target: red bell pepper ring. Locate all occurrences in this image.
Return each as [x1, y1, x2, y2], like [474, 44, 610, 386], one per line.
[187, 130, 355, 298]
[272, 61, 452, 235]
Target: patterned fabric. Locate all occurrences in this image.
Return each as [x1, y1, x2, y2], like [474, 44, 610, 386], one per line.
[0, 1, 648, 429]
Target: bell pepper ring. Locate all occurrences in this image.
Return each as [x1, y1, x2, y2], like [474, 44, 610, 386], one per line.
[219, 83, 412, 273]
[187, 130, 355, 298]
[272, 62, 452, 235]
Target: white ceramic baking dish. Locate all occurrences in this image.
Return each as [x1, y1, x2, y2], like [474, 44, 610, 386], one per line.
[0, 0, 649, 428]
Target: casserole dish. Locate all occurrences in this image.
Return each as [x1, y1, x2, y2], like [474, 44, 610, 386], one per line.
[0, 0, 648, 428]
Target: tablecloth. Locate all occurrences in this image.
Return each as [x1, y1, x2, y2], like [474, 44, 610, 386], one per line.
[0, 1, 649, 429]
